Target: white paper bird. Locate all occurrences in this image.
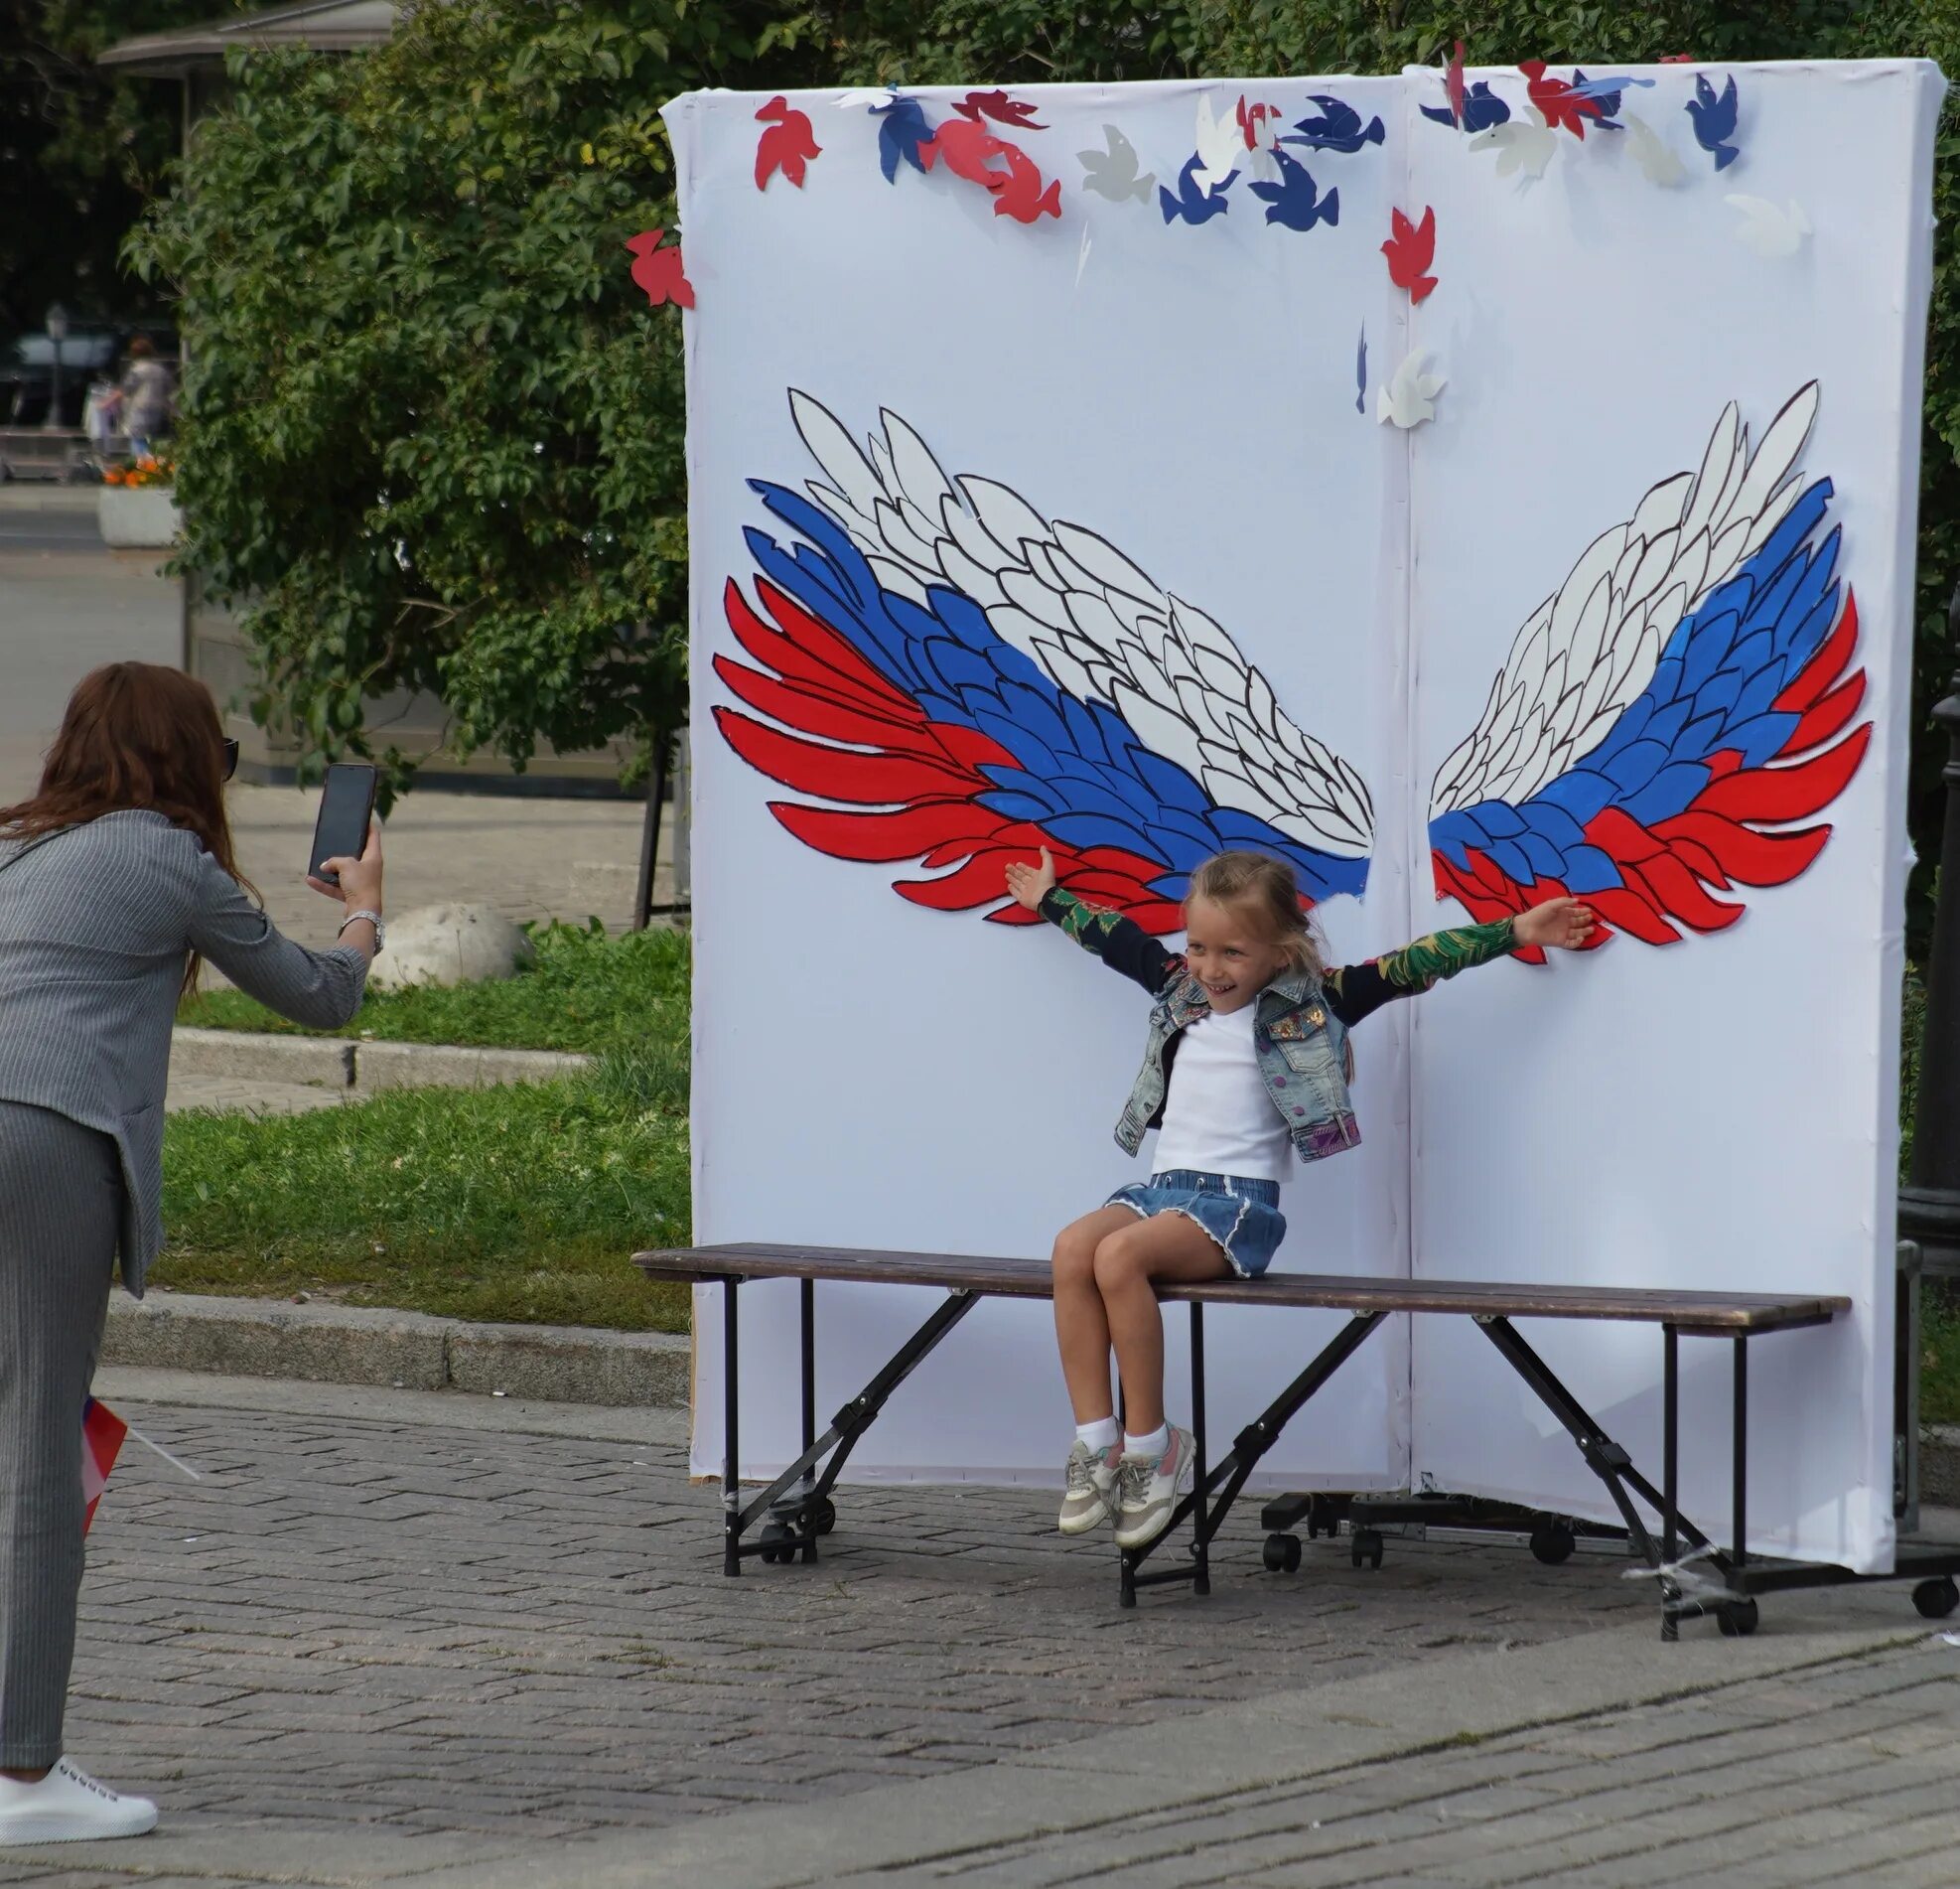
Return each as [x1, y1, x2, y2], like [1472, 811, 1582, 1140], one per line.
[1470, 105, 1557, 184]
[1192, 94, 1241, 195]
[1376, 350, 1447, 430]
[1622, 111, 1686, 188]
[834, 87, 896, 109]
[1077, 124, 1155, 204]
[1727, 195, 1811, 259]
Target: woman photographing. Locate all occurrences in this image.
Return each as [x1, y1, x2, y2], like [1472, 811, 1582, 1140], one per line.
[0, 663, 384, 1844]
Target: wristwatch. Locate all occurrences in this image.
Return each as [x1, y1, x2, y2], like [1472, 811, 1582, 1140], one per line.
[340, 909, 386, 954]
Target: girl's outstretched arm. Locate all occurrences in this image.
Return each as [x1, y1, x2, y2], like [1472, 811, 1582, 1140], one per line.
[1004, 848, 1182, 997]
[1326, 897, 1595, 1028]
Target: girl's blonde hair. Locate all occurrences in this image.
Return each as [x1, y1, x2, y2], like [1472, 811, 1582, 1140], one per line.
[1185, 850, 1324, 979]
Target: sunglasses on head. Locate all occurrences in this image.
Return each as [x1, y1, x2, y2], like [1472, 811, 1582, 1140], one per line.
[221, 737, 239, 782]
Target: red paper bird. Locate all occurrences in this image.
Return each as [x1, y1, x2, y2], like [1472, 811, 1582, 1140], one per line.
[1519, 59, 1602, 138]
[1445, 40, 1467, 127]
[953, 88, 1046, 131]
[755, 95, 821, 191]
[919, 116, 1016, 191]
[1236, 96, 1279, 149]
[991, 145, 1061, 222]
[1659, 53, 1695, 63]
[626, 229, 694, 310]
[1382, 206, 1438, 303]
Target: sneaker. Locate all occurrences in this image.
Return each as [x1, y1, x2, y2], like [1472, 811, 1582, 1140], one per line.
[1112, 1426, 1196, 1551]
[0, 1760, 158, 1845]
[1057, 1438, 1123, 1534]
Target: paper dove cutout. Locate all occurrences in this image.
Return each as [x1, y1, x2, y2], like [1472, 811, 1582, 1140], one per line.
[754, 96, 821, 191]
[1193, 94, 1241, 194]
[1160, 153, 1234, 224]
[1235, 97, 1283, 185]
[1354, 324, 1367, 416]
[1470, 106, 1557, 183]
[1077, 124, 1154, 203]
[625, 229, 693, 310]
[1377, 350, 1446, 429]
[1622, 112, 1686, 187]
[1382, 205, 1437, 302]
[1727, 194, 1810, 258]
[1248, 148, 1337, 230]
[874, 96, 934, 183]
[835, 87, 897, 109]
[1688, 73, 1742, 171]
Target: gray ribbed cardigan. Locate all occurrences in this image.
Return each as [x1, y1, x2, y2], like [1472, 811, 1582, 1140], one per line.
[0, 808, 367, 1292]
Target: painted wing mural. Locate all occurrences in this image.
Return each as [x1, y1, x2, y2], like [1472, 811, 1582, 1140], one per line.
[1428, 383, 1870, 959]
[713, 392, 1375, 930]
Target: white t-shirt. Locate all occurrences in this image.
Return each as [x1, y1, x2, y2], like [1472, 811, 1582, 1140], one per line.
[1150, 1003, 1291, 1183]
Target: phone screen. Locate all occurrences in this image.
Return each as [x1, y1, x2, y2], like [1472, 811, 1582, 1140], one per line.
[309, 764, 377, 888]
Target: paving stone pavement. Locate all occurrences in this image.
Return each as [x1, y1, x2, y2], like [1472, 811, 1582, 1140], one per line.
[3, 1372, 1954, 1887]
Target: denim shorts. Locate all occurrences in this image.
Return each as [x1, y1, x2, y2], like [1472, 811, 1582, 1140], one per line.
[1104, 1170, 1287, 1279]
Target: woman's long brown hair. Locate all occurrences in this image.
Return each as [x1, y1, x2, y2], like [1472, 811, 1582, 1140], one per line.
[0, 662, 251, 992]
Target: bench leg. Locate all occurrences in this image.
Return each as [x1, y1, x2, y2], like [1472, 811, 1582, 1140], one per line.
[1121, 1310, 1385, 1605]
[723, 1288, 981, 1572]
[723, 1277, 741, 1577]
[1475, 1315, 1736, 1637]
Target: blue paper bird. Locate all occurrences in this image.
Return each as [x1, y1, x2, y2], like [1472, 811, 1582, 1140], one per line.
[1568, 70, 1629, 129]
[1420, 81, 1510, 133]
[1159, 153, 1235, 225]
[1354, 325, 1367, 416]
[1248, 148, 1338, 232]
[1282, 93, 1386, 155]
[1686, 73, 1741, 171]
[874, 95, 934, 183]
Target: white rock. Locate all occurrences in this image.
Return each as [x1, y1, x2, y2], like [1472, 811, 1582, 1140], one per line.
[367, 903, 533, 991]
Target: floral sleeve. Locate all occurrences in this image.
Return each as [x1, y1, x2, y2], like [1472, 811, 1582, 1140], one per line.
[1324, 918, 1516, 1028]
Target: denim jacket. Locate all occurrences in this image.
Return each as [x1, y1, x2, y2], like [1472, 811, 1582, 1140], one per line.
[1038, 888, 1515, 1167]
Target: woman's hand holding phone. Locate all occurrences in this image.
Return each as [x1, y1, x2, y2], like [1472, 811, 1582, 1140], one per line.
[308, 821, 384, 912]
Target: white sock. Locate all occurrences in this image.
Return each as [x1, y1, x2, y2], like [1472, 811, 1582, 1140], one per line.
[1075, 1416, 1120, 1453]
[1123, 1422, 1170, 1460]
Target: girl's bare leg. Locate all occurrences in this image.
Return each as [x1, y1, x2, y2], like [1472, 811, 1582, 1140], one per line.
[1091, 1216, 1231, 1435]
[1050, 1207, 1148, 1424]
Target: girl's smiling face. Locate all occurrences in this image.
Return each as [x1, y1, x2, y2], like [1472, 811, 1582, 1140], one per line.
[1183, 896, 1292, 1014]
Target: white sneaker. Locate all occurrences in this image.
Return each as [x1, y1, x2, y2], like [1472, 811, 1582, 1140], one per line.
[0, 1759, 158, 1844]
[1057, 1438, 1123, 1534]
[1112, 1426, 1196, 1550]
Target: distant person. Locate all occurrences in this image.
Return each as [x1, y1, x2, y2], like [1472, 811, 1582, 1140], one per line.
[116, 339, 173, 458]
[0, 664, 386, 1844]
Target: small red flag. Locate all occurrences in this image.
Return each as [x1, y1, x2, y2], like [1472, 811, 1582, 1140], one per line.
[82, 1396, 128, 1533]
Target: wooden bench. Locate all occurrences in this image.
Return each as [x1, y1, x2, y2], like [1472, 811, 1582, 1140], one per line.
[632, 1244, 1960, 1635]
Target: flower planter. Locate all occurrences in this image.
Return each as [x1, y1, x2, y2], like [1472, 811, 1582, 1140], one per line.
[98, 485, 181, 548]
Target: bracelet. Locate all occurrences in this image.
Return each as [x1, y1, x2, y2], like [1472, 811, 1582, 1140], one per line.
[338, 909, 385, 953]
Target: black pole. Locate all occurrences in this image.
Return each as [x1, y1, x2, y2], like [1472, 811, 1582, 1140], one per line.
[632, 728, 668, 932]
[1900, 588, 1960, 1278]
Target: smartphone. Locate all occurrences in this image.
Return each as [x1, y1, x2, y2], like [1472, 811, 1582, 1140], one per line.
[309, 763, 377, 888]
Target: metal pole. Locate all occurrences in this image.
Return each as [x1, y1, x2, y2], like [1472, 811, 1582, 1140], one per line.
[1901, 591, 1960, 1278]
[631, 728, 667, 931]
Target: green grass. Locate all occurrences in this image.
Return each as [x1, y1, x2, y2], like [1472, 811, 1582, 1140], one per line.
[1926, 1284, 1960, 1430]
[178, 919, 688, 1056]
[155, 1048, 692, 1332]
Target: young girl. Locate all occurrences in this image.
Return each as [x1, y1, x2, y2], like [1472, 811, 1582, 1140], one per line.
[1002, 846, 1594, 1551]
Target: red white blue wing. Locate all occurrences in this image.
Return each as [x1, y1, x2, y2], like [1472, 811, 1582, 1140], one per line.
[1429, 384, 1869, 956]
[715, 393, 1374, 930]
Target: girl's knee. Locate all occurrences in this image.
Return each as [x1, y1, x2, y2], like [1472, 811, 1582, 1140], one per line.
[1091, 1227, 1148, 1292]
[1050, 1227, 1098, 1286]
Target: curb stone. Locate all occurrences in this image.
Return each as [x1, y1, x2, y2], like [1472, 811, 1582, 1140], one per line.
[170, 1026, 592, 1092]
[103, 1291, 687, 1408]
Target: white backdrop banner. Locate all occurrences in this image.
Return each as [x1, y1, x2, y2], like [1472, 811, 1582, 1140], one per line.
[665, 62, 1941, 1568]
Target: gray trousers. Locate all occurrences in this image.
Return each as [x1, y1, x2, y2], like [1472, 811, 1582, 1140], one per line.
[0, 1101, 118, 1769]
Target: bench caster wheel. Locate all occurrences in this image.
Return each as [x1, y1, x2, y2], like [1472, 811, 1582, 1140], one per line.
[758, 1522, 796, 1565]
[1351, 1527, 1384, 1571]
[1529, 1522, 1576, 1566]
[809, 1496, 837, 1536]
[1717, 1598, 1759, 1637]
[1262, 1532, 1303, 1574]
[1912, 1576, 1958, 1619]
[1305, 1505, 1327, 1540]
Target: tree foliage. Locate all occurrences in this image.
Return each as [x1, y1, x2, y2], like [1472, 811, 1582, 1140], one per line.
[132, 1, 818, 786]
[0, 0, 213, 337]
[138, 0, 1960, 928]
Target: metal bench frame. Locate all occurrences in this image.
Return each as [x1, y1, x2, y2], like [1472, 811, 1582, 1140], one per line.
[634, 1245, 1960, 1637]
